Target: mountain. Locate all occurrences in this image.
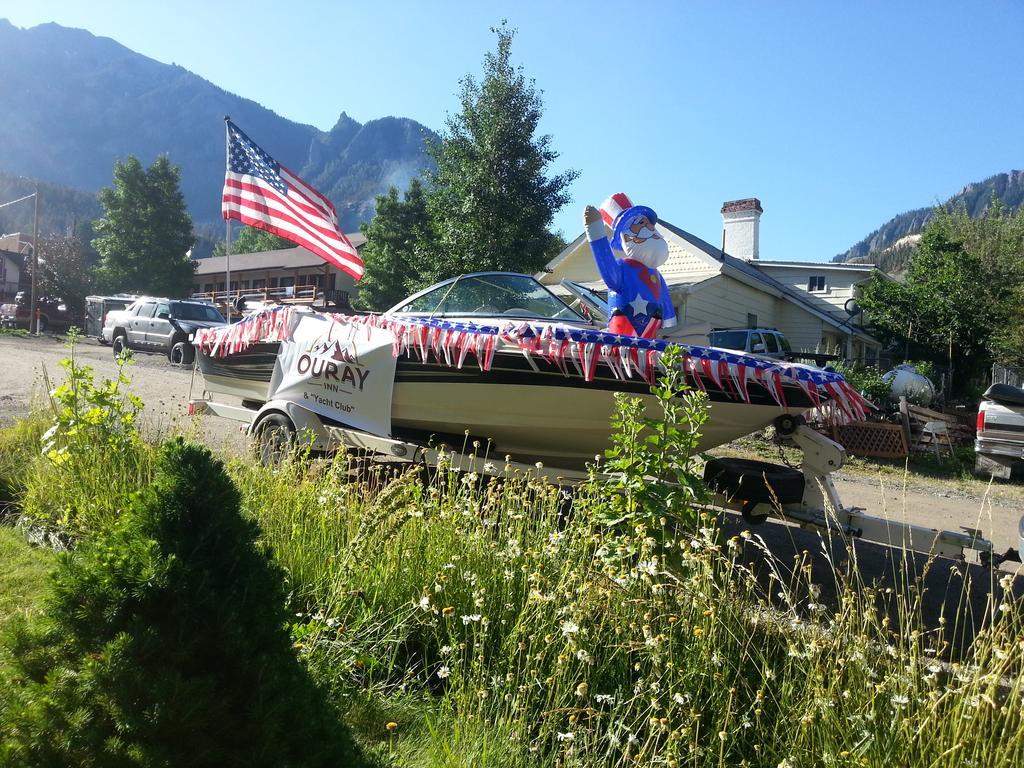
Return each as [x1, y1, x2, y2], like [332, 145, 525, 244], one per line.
[0, 170, 102, 237]
[833, 170, 1024, 270]
[0, 20, 435, 234]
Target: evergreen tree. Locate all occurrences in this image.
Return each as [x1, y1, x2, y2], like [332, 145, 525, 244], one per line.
[423, 22, 578, 281]
[0, 440, 361, 767]
[357, 179, 433, 309]
[212, 225, 296, 257]
[92, 156, 196, 297]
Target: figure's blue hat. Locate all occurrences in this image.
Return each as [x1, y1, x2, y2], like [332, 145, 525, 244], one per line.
[599, 192, 658, 251]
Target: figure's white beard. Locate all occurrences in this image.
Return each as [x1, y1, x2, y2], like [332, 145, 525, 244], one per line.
[621, 234, 669, 269]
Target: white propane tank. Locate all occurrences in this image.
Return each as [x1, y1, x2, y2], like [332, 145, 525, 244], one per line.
[882, 364, 935, 406]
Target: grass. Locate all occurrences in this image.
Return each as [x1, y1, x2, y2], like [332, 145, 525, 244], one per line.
[0, 526, 55, 639]
[225, 452, 1024, 767]
[1, 353, 1023, 766]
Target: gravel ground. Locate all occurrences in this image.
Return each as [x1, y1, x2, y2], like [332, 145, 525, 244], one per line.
[0, 332, 247, 454]
[2, 332, 1020, 640]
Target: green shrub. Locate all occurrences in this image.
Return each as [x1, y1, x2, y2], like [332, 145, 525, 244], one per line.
[22, 336, 153, 535]
[832, 360, 891, 406]
[1, 439, 363, 767]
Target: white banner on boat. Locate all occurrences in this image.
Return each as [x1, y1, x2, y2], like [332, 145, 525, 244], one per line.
[268, 313, 396, 437]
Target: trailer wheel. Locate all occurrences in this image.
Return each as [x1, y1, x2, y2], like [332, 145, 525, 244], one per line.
[254, 412, 296, 466]
[703, 458, 805, 523]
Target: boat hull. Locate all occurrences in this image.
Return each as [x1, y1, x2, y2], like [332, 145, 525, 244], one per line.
[390, 353, 810, 468]
[196, 344, 814, 469]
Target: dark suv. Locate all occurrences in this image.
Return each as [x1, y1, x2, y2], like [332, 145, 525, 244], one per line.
[103, 298, 226, 365]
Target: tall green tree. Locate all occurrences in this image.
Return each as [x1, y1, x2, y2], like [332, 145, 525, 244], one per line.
[211, 225, 295, 257]
[859, 200, 1024, 387]
[357, 179, 433, 309]
[423, 22, 578, 282]
[92, 155, 195, 296]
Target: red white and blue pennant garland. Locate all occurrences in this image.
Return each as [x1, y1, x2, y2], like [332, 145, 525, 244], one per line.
[195, 309, 873, 424]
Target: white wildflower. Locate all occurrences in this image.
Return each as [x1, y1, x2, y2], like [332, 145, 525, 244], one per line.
[461, 614, 482, 625]
[417, 596, 431, 612]
[637, 558, 659, 576]
[556, 732, 575, 742]
[561, 620, 580, 636]
[437, 665, 451, 679]
[890, 694, 909, 707]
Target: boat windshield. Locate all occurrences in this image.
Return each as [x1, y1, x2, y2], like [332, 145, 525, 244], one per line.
[391, 274, 586, 322]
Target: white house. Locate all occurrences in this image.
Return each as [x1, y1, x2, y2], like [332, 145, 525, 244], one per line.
[540, 198, 883, 362]
[0, 233, 31, 302]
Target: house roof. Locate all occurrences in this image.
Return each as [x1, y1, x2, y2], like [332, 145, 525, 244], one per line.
[755, 260, 877, 271]
[193, 235, 366, 276]
[541, 220, 878, 343]
[656, 221, 877, 341]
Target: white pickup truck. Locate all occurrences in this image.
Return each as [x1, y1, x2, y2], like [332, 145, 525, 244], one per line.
[976, 383, 1024, 480]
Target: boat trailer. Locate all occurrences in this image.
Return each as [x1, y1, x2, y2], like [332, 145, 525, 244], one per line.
[189, 397, 1022, 565]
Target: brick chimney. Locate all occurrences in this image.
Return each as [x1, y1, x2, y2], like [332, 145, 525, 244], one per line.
[721, 198, 762, 260]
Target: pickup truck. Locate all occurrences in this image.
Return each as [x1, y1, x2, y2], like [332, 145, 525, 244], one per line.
[103, 297, 226, 365]
[0, 292, 83, 333]
[976, 383, 1024, 480]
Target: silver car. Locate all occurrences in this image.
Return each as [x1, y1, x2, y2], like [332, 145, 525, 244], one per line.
[105, 298, 226, 365]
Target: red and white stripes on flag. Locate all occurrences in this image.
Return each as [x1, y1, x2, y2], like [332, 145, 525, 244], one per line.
[221, 119, 364, 280]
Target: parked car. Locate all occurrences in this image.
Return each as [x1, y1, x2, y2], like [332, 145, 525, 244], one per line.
[0, 292, 83, 333]
[976, 383, 1024, 480]
[708, 327, 794, 360]
[102, 297, 226, 365]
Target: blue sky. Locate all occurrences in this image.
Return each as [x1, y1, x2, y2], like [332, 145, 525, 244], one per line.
[2, 0, 1022, 260]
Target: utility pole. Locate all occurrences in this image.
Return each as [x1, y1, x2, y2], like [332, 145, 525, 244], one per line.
[30, 182, 39, 335]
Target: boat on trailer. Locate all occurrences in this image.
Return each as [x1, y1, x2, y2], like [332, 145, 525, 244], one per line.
[189, 271, 1016, 564]
[194, 272, 848, 468]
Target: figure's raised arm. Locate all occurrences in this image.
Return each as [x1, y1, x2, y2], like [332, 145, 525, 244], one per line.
[583, 205, 622, 293]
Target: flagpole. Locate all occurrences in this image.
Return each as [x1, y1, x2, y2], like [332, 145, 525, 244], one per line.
[224, 116, 232, 323]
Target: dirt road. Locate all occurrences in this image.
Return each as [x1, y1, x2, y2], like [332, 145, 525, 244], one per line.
[0, 333, 247, 454]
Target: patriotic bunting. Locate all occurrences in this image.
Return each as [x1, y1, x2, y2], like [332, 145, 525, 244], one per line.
[194, 309, 874, 425]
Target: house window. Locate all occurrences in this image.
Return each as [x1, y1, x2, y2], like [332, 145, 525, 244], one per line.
[746, 313, 757, 329]
[808, 276, 827, 292]
[203, 283, 214, 293]
[252, 279, 266, 289]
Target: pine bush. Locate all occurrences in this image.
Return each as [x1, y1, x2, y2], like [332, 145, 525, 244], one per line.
[0, 438, 363, 767]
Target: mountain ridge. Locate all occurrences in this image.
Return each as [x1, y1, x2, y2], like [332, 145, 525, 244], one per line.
[833, 170, 1024, 269]
[0, 20, 436, 233]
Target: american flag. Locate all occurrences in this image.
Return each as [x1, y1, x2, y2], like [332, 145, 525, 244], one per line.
[222, 119, 364, 279]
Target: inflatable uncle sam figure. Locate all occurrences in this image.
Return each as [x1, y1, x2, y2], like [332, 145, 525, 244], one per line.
[583, 193, 676, 338]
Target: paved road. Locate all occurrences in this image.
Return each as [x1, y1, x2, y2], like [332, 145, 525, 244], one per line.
[2, 333, 1020, 645]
